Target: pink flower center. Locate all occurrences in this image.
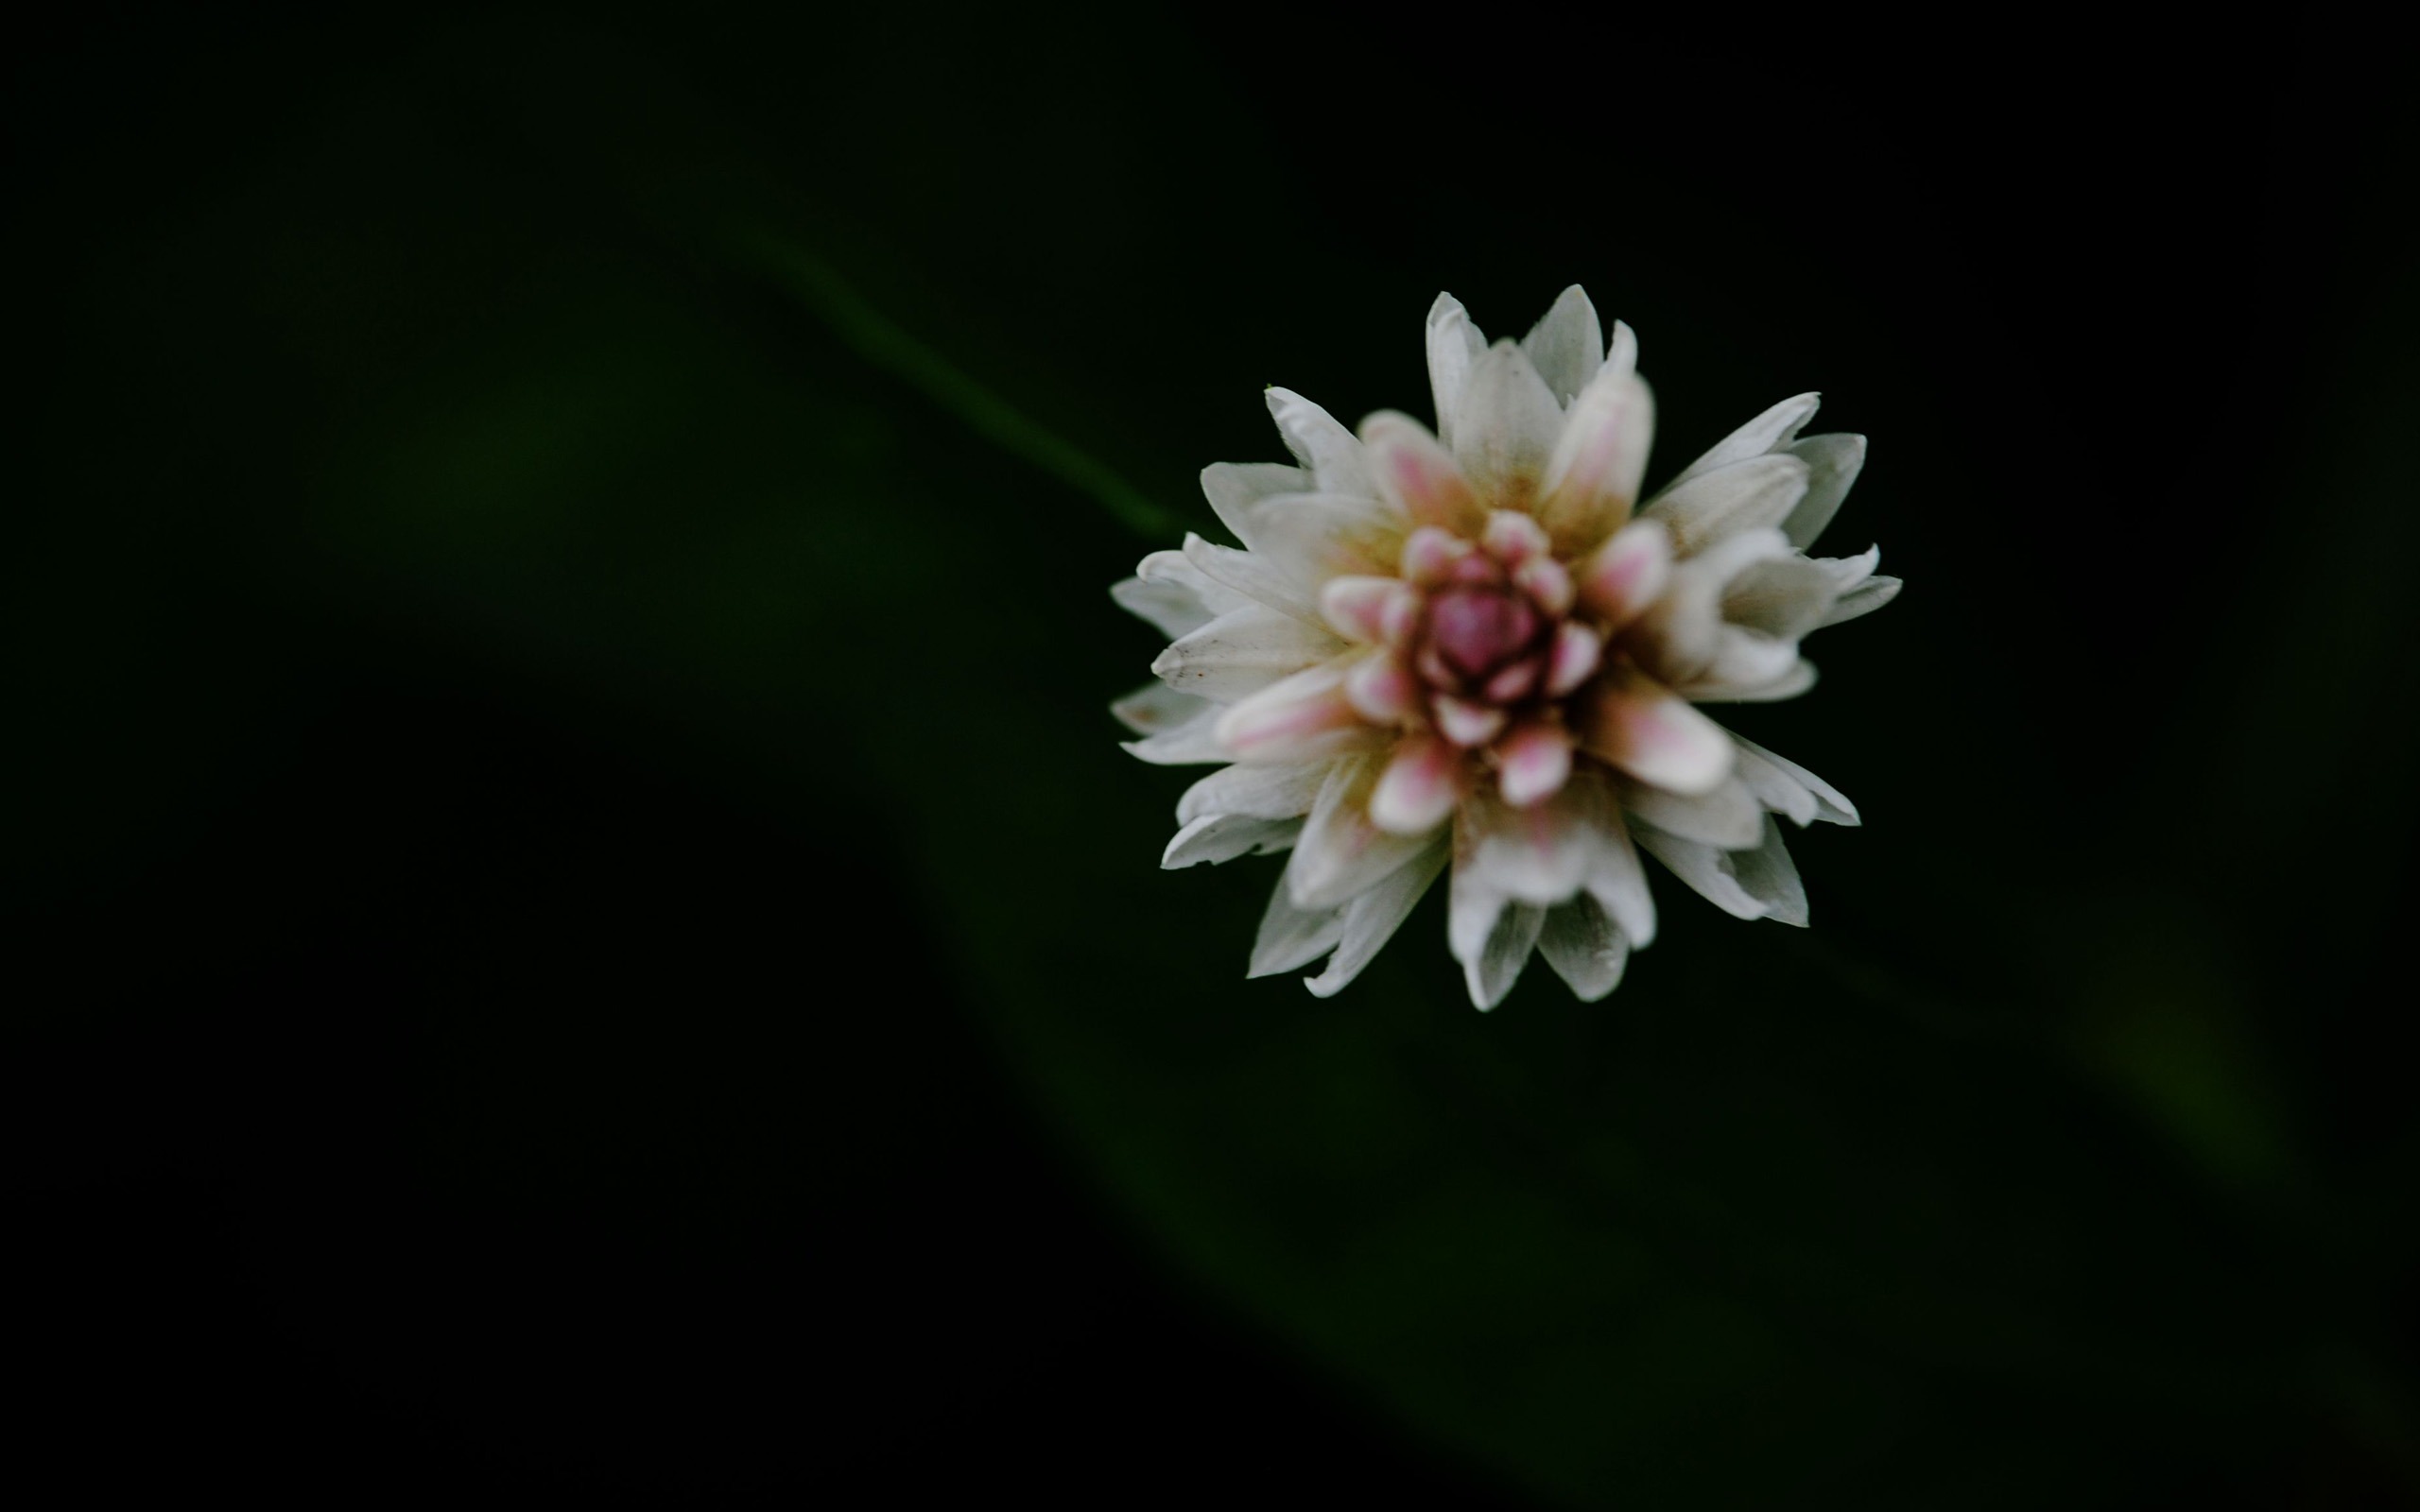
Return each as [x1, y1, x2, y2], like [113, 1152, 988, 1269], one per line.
[1425, 586, 1542, 683]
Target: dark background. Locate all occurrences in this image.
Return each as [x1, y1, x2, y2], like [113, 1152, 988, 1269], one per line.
[10, 6, 2416, 1504]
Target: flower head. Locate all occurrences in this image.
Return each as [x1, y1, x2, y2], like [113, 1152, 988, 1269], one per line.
[1112, 289, 1900, 1008]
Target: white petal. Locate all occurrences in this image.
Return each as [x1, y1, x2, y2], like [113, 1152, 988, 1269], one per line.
[1426, 292, 1487, 448]
[1200, 461, 1311, 550]
[1448, 863, 1545, 1012]
[1813, 545, 1880, 595]
[1266, 387, 1374, 500]
[1122, 706, 1231, 765]
[1631, 824, 1767, 920]
[1734, 816, 1809, 925]
[1181, 534, 1323, 625]
[1721, 553, 1842, 641]
[1215, 661, 1379, 765]
[1627, 527, 1793, 685]
[1689, 659, 1818, 703]
[1249, 877, 1346, 976]
[1455, 783, 1599, 905]
[1780, 433, 1866, 550]
[1451, 339, 1565, 509]
[1821, 576, 1902, 627]
[1620, 773, 1763, 849]
[1575, 517, 1672, 629]
[1519, 285, 1603, 405]
[1665, 393, 1822, 488]
[1537, 893, 1629, 1002]
[1287, 753, 1441, 910]
[1238, 491, 1409, 581]
[1304, 838, 1450, 998]
[1603, 319, 1638, 382]
[1639, 453, 1810, 558]
[1165, 814, 1303, 868]
[1359, 411, 1481, 534]
[1370, 736, 1465, 835]
[1111, 576, 1215, 640]
[1152, 603, 1347, 702]
[1577, 668, 1735, 796]
[1673, 627, 1805, 701]
[1111, 680, 1205, 735]
[1580, 795, 1657, 949]
[1728, 733, 1859, 827]
[1636, 814, 1806, 925]
[1536, 366, 1655, 552]
[1495, 721, 1576, 808]
[1177, 760, 1332, 824]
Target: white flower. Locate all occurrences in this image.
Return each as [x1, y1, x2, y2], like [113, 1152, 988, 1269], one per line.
[1111, 288, 1900, 1009]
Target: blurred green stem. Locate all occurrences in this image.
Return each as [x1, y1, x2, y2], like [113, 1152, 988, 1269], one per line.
[741, 231, 1183, 541]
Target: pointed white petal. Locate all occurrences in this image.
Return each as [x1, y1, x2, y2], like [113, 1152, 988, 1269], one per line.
[1112, 680, 1206, 735]
[1152, 603, 1347, 702]
[1426, 293, 1487, 448]
[1821, 576, 1902, 626]
[1780, 433, 1866, 550]
[1621, 773, 1762, 849]
[1122, 708, 1232, 765]
[1359, 411, 1481, 533]
[1674, 627, 1805, 700]
[1626, 527, 1792, 685]
[1729, 733, 1859, 827]
[1665, 393, 1822, 488]
[1249, 877, 1346, 976]
[1603, 319, 1637, 381]
[1721, 553, 1842, 641]
[1181, 533, 1323, 625]
[1111, 576, 1216, 640]
[1455, 886, 1545, 1011]
[1287, 753, 1442, 910]
[1734, 816, 1808, 925]
[1813, 545, 1880, 595]
[1305, 838, 1450, 998]
[1451, 339, 1565, 509]
[1200, 461, 1311, 550]
[1639, 453, 1810, 558]
[1631, 824, 1768, 920]
[1536, 368, 1654, 552]
[1577, 668, 1735, 796]
[1215, 661, 1380, 765]
[1266, 387, 1374, 500]
[1455, 783, 1596, 905]
[1537, 893, 1629, 1002]
[1165, 814, 1303, 868]
[1519, 285, 1604, 405]
[1177, 760, 1333, 824]
[1580, 791, 1657, 948]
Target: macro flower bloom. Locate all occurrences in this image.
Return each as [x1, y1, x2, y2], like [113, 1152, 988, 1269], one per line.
[1111, 289, 1899, 1008]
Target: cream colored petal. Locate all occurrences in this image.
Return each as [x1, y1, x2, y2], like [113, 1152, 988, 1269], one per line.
[1519, 284, 1604, 405]
[1151, 603, 1346, 702]
[1447, 854, 1545, 1012]
[1359, 411, 1482, 533]
[1451, 339, 1565, 511]
[1535, 366, 1655, 553]
[1673, 628, 1805, 701]
[1121, 708, 1231, 765]
[1575, 517, 1672, 629]
[1779, 433, 1866, 550]
[1165, 814, 1302, 869]
[1110, 576, 1214, 640]
[1370, 735, 1466, 836]
[1639, 453, 1810, 558]
[1249, 876, 1346, 976]
[1111, 680, 1205, 735]
[1200, 461, 1311, 550]
[1266, 387, 1374, 500]
[1286, 752, 1442, 910]
[1664, 392, 1821, 489]
[1304, 838, 1450, 999]
[1577, 667, 1735, 795]
[1537, 893, 1629, 1002]
[1177, 759, 1333, 825]
[1688, 660, 1818, 703]
[1238, 491, 1410, 582]
[1820, 576, 1902, 627]
[1734, 816, 1808, 925]
[1728, 733, 1859, 827]
[1426, 292, 1486, 448]
[1454, 783, 1599, 905]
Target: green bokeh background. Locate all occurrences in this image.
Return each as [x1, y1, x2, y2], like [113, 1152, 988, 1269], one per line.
[12, 7, 2416, 1503]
